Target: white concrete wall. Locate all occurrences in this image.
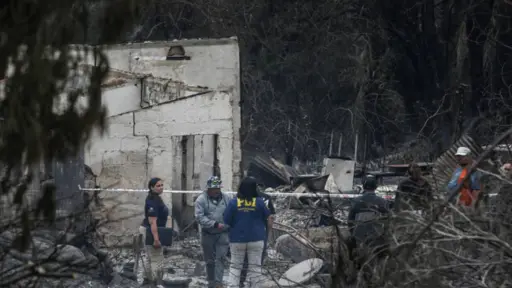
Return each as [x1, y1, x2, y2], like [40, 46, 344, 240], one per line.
[95, 38, 239, 91]
[102, 83, 141, 117]
[86, 90, 237, 244]
[86, 90, 234, 189]
[86, 38, 241, 189]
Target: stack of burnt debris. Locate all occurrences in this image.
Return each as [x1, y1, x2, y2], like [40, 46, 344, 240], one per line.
[247, 155, 301, 189]
[248, 155, 359, 226]
[247, 155, 357, 288]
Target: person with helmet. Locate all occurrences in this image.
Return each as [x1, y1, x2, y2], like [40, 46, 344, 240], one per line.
[394, 163, 433, 213]
[447, 147, 482, 208]
[194, 176, 232, 288]
[348, 175, 390, 267]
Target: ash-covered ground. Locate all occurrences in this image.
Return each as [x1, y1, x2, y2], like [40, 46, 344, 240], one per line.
[1, 193, 338, 288]
[85, 195, 331, 287]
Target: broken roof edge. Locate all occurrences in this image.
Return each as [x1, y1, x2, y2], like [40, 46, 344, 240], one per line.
[0, 70, 139, 90]
[79, 64, 214, 90]
[70, 36, 238, 50]
[1, 64, 150, 85]
[144, 75, 211, 92]
[78, 64, 151, 79]
[78, 64, 153, 89]
[101, 79, 136, 90]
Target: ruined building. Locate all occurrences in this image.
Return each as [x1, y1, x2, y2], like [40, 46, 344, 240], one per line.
[80, 38, 242, 242]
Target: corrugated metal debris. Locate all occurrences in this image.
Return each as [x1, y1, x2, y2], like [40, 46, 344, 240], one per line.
[248, 155, 300, 187]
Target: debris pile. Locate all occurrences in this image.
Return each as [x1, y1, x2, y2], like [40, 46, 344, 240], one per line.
[0, 155, 395, 288]
[0, 165, 124, 288]
[99, 155, 397, 287]
[261, 167, 356, 228]
[247, 155, 300, 188]
[0, 229, 110, 288]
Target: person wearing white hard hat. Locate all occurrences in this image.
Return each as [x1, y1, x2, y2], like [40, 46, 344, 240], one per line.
[447, 147, 482, 208]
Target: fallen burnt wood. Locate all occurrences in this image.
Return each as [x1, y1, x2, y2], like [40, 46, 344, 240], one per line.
[248, 155, 299, 187]
[288, 174, 343, 209]
[290, 174, 327, 190]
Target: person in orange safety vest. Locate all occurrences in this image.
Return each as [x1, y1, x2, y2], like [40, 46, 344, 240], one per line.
[446, 147, 482, 207]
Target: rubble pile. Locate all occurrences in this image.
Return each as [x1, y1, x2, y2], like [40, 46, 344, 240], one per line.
[0, 228, 118, 288]
[109, 239, 209, 288]
[93, 176, 342, 288]
[0, 156, 362, 288]
[249, 154, 359, 222]
[245, 155, 364, 286]
[0, 165, 124, 288]
[109, 235, 327, 287]
[272, 191, 350, 226]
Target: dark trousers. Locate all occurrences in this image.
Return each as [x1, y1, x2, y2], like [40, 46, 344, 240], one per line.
[239, 238, 267, 286]
[201, 232, 229, 288]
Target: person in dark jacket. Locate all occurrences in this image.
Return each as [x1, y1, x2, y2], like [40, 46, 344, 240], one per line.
[348, 175, 390, 261]
[138, 177, 169, 284]
[239, 180, 275, 287]
[224, 177, 271, 288]
[394, 163, 433, 213]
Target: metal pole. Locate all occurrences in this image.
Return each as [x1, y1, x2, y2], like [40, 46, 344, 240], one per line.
[354, 131, 359, 161]
[329, 130, 334, 156]
[337, 134, 343, 157]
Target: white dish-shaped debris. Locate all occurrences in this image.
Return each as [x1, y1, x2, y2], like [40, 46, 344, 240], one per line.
[277, 258, 324, 287]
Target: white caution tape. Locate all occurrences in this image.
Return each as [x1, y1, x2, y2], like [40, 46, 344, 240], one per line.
[77, 185, 498, 199]
[77, 185, 370, 199]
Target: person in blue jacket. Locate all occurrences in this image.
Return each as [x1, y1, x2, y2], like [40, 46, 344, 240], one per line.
[138, 177, 169, 285]
[224, 177, 271, 288]
[239, 179, 275, 287]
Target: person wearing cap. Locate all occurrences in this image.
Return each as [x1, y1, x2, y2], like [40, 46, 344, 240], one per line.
[348, 175, 390, 265]
[447, 147, 482, 208]
[195, 176, 232, 288]
[394, 163, 433, 213]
